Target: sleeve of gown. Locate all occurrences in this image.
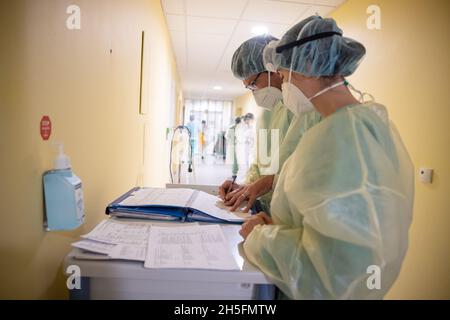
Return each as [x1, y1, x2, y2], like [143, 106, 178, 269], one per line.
[243, 187, 406, 300]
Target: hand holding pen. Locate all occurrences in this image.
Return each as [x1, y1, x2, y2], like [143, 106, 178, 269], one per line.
[218, 175, 241, 200]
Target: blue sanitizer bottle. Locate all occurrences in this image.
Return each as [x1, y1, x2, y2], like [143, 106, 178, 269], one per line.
[43, 143, 85, 231]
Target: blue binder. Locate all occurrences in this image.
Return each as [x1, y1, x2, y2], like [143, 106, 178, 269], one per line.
[106, 187, 245, 224]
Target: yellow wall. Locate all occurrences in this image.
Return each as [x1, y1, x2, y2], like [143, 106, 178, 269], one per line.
[331, 0, 449, 300]
[0, 0, 181, 299]
[233, 91, 261, 119]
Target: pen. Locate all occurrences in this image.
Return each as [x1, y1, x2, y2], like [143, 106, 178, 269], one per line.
[227, 175, 237, 195]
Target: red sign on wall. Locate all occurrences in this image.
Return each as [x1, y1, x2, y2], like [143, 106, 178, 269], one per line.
[40, 116, 52, 140]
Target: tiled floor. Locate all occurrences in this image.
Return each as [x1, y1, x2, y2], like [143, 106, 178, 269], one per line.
[172, 150, 253, 187]
[173, 155, 233, 186]
[191, 155, 232, 186]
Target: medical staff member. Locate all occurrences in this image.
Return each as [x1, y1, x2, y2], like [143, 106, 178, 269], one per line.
[219, 35, 293, 211]
[239, 16, 414, 299]
[220, 26, 322, 214]
[234, 112, 255, 178]
[200, 120, 207, 159]
[186, 115, 199, 155]
[226, 117, 241, 176]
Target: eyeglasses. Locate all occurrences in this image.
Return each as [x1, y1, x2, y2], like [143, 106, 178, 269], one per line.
[245, 72, 266, 91]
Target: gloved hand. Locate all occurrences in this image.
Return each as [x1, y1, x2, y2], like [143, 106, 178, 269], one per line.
[224, 175, 274, 212]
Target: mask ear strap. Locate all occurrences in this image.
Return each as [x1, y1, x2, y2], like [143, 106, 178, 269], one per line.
[361, 92, 375, 103]
[288, 66, 293, 84]
[268, 71, 271, 88]
[346, 82, 363, 101]
[309, 80, 346, 101]
[346, 81, 375, 103]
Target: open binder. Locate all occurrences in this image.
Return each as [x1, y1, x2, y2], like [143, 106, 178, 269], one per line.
[106, 187, 248, 224]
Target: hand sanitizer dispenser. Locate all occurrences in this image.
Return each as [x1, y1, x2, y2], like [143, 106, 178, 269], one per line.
[43, 143, 85, 231]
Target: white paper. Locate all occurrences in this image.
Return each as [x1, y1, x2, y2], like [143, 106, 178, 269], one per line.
[72, 239, 116, 255]
[81, 219, 150, 246]
[144, 224, 239, 270]
[190, 191, 250, 222]
[72, 239, 146, 261]
[119, 188, 194, 207]
[116, 187, 249, 223]
[109, 244, 146, 261]
[75, 220, 200, 261]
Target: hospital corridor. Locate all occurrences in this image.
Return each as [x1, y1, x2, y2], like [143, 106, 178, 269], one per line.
[0, 0, 449, 305]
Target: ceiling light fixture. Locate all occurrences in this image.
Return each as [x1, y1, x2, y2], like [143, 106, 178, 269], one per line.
[251, 25, 268, 35]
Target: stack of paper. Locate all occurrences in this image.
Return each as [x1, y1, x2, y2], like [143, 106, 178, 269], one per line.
[72, 219, 239, 270]
[72, 219, 151, 261]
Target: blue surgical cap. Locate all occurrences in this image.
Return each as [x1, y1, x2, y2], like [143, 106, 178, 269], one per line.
[231, 34, 278, 80]
[274, 16, 366, 77]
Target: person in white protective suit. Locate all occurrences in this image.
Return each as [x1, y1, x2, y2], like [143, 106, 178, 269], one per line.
[225, 117, 242, 177]
[239, 16, 415, 300]
[234, 112, 255, 180]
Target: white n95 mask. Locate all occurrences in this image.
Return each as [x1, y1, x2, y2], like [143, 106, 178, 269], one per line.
[253, 86, 282, 110]
[252, 71, 282, 110]
[281, 82, 315, 116]
[282, 73, 346, 117]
